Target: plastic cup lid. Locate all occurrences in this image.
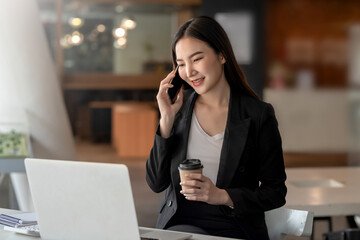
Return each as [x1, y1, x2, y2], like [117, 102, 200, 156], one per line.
[178, 159, 203, 170]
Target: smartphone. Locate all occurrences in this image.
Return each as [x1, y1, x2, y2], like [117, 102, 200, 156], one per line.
[166, 66, 183, 104]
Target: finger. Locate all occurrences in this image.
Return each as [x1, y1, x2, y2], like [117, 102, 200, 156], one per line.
[186, 173, 203, 180]
[167, 68, 176, 77]
[157, 84, 172, 100]
[160, 71, 176, 86]
[185, 195, 207, 202]
[159, 82, 173, 90]
[160, 78, 173, 86]
[158, 79, 174, 94]
[180, 180, 200, 187]
[180, 188, 200, 195]
[166, 71, 176, 83]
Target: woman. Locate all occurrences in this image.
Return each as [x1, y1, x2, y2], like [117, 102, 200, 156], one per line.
[146, 16, 286, 240]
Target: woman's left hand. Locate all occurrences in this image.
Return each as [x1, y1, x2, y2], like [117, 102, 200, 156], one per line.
[180, 173, 233, 206]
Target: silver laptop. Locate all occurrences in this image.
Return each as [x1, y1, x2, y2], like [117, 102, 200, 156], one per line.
[24, 158, 192, 240]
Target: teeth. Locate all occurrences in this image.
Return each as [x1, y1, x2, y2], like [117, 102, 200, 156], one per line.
[193, 78, 203, 83]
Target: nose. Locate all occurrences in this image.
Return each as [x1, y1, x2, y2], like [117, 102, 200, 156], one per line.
[185, 64, 197, 78]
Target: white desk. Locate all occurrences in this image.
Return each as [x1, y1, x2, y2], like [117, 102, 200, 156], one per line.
[0, 208, 237, 240]
[285, 166, 360, 217]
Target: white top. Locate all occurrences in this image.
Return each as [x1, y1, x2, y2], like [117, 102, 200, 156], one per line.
[186, 112, 224, 184]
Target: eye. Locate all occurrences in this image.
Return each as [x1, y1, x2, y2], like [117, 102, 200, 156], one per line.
[193, 57, 203, 62]
[178, 63, 185, 67]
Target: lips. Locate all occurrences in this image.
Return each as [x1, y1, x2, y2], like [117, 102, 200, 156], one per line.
[191, 77, 205, 87]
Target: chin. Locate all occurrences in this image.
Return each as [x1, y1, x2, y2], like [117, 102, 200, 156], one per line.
[193, 88, 207, 96]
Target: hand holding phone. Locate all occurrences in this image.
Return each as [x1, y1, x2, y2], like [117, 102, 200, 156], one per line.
[166, 66, 183, 104]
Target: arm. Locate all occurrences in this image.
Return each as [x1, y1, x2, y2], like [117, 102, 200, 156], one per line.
[146, 71, 184, 193]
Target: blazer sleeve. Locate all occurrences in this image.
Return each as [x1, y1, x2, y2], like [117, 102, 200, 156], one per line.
[222, 103, 287, 216]
[146, 126, 174, 193]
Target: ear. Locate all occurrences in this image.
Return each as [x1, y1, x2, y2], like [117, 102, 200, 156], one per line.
[219, 53, 226, 64]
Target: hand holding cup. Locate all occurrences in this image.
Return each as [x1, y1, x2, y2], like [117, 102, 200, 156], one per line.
[178, 159, 203, 197]
[178, 159, 234, 206]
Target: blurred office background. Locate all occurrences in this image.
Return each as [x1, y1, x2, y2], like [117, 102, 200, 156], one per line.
[1, 0, 360, 239]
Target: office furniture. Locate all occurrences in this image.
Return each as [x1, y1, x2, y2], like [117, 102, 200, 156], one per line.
[0, 207, 316, 240]
[285, 167, 360, 237]
[265, 207, 314, 240]
[112, 102, 158, 158]
[88, 101, 112, 142]
[0, 208, 237, 240]
[323, 229, 360, 240]
[286, 167, 360, 217]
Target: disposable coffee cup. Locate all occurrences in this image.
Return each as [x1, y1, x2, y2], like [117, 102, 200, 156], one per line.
[178, 159, 203, 196]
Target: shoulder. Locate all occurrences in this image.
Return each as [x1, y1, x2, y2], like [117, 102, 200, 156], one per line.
[232, 93, 280, 138]
[236, 93, 275, 120]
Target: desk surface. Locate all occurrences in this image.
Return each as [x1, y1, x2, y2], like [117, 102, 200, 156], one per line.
[0, 208, 237, 240]
[285, 166, 360, 217]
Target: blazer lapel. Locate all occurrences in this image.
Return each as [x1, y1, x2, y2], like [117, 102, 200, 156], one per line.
[216, 92, 251, 188]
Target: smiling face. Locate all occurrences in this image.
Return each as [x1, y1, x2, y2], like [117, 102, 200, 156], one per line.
[175, 37, 228, 97]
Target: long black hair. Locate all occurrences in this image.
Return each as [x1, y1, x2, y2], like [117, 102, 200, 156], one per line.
[171, 16, 259, 99]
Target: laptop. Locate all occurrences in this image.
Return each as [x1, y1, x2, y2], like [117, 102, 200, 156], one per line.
[19, 158, 192, 240]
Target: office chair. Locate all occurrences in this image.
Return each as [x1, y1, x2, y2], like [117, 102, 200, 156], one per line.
[265, 207, 314, 240]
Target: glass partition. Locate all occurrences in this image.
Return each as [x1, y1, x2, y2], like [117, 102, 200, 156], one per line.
[37, 1, 189, 75]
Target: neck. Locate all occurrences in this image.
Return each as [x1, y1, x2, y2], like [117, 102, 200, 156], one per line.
[197, 80, 230, 108]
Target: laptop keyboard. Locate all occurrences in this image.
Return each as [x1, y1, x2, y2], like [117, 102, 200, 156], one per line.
[4, 224, 40, 237]
[20, 224, 39, 232]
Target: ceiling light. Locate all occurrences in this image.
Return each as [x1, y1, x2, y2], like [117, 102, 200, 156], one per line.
[96, 24, 106, 33]
[121, 17, 136, 30]
[115, 5, 125, 13]
[69, 17, 84, 28]
[60, 34, 73, 48]
[117, 37, 127, 46]
[70, 31, 84, 45]
[114, 37, 127, 49]
[113, 27, 126, 38]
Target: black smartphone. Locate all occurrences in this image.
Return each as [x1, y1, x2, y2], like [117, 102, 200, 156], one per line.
[166, 66, 183, 104]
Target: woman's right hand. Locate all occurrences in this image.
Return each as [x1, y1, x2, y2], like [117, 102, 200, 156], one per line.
[156, 70, 184, 138]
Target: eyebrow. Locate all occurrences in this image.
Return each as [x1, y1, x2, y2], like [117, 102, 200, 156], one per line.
[176, 51, 204, 61]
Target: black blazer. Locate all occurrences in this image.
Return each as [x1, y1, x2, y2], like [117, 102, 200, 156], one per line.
[146, 89, 287, 239]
